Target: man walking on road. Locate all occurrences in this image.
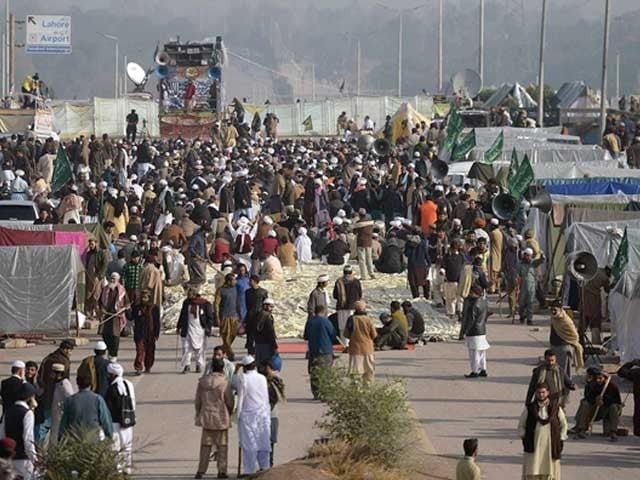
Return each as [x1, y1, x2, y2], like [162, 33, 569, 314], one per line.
[105, 363, 136, 474]
[59, 374, 114, 441]
[77, 341, 111, 397]
[344, 300, 377, 383]
[244, 275, 268, 355]
[233, 355, 271, 476]
[332, 265, 362, 343]
[195, 357, 234, 479]
[460, 285, 490, 378]
[178, 288, 214, 373]
[130, 289, 161, 374]
[304, 305, 337, 399]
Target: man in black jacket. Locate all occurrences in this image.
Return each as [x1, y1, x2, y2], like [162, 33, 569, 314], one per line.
[460, 285, 490, 378]
[245, 275, 269, 355]
[374, 235, 405, 274]
[177, 288, 215, 373]
[1, 361, 25, 418]
[254, 298, 278, 366]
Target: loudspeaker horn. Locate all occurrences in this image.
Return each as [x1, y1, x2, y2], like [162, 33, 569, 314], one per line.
[491, 193, 519, 220]
[155, 51, 170, 66]
[357, 134, 375, 153]
[431, 158, 449, 180]
[567, 251, 598, 283]
[523, 189, 552, 214]
[155, 65, 169, 79]
[372, 138, 390, 157]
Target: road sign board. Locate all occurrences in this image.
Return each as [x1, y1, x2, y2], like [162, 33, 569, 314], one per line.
[25, 15, 71, 54]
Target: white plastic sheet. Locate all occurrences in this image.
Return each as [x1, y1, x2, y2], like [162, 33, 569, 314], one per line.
[609, 271, 640, 362]
[0, 245, 83, 334]
[565, 222, 640, 268]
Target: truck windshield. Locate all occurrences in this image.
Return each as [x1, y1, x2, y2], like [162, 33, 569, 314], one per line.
[0, 205, 37, 221]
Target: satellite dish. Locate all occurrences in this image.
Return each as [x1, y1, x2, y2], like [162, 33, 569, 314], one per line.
[451, 69, 482, 99]
[127, 62, 146, 86]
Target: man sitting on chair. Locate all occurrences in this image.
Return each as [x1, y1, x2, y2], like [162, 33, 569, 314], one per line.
[573, 367, 622, 441]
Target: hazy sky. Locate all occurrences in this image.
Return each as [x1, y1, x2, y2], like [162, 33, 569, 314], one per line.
[6, 0, 640, 99]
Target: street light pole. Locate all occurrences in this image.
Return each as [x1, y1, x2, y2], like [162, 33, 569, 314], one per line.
[537, 0, 548, 128]
[356, 37, 361, 97]
[398, 11, 403, 97]
[479, 0, 485, 85]
[99, 33, 119, 99]
[599, 0, 611, 141]
[438, 0, 443, 92]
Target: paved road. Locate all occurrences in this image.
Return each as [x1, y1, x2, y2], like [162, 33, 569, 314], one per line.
[1, 301, 639, 479]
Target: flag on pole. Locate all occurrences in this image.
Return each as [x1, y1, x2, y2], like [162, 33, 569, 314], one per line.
[508, 147, 520, 183]
[452, 129, 476, 161]
[509, 153, 534, 199]
[50, 146, 73, 194]
[482, 130, 504, 164]
[302, 115, 313, 132]
[441, 107, 463, 153]
[611, 227, 628, 285]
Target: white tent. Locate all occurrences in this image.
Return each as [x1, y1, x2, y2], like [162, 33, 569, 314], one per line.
[565, 222, 640, 268]
[609, 272, 640, 362]
[485, 83, 538, 108]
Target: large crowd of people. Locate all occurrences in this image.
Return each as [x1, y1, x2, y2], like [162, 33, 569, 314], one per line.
[0, 103, 639, 480]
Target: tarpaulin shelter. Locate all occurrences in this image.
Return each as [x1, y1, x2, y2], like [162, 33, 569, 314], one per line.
[555, 81, 602, 109]
[543, 179, 640, 196]
[485, 83, 538, 109]
[0, 245, 83, 334]
[375, 102, 430, 144]
[609, 272, 640, 362]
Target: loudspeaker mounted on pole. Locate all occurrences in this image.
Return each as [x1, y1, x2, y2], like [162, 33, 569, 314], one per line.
[567, 251, 598, 283]
[491, 193, 519, 220]
[430, 158, 449, 180]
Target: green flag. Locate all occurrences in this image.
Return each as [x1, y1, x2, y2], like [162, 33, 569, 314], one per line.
[302, 115, 313, 132]
[452, 129, 476, 161]
[442, 107, 463, 153]
[611, 227, 629, 285]
[50, 146, 73, 193]
[509, 153, 534, 198]
[508, 147, 520, 183]
[482, 130, 504, 164]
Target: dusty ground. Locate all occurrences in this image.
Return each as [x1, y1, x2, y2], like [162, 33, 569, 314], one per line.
[1, 296, 639, 479]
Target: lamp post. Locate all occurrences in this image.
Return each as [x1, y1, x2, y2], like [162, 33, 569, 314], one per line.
[537, 0, 548, 127]
[599, 0, 611, 141]
[377, 3, 427, 97]
[98, 32, 119, 99]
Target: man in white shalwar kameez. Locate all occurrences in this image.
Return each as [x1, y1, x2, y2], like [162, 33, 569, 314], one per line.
[518, 383, 567, 480]
[155, 179, 174, 236]
[49, 363, 75, 447]
[233, 355, 271, 475]
[177, 289, 214, 373]
[294, 227, 312, 265]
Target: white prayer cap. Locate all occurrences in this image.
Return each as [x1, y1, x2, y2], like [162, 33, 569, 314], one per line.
[263, 216, 274, 225]
[107, 187, 118, 197]
[163, 161, 169, 167]
[314, 178, 322, 185]
[357, 178, 367, 186]
[241, 355, 255, 366]
[390, 220, 401, 228]
[414, 151, 421, 158]
[159, 179, 168, 187]
[299, 227, 308, 235]
[408, 163, 415, 169]
[223, 260, 233, 267]
[263, 298, 275, 305]
[523, 248, 534, 256]
[15, 169, 24, 177]
[317, 274, 330, 283]
[516, 234, 523, 241]
[11, 360, 25, 369]
[88, 182, 97, 189]
[267, 148, 275, 155]
[337, 209, 346, 218]
[237, 216, 250, 226]
[130, 206, 138, 214]
[333, 217, 343, 226]
[434, 185, 444, 192]
[70, 185, 78, 192]
[268, 230, 277, 237]
[129, 234, 138, 242]
[161, 245, 172, 252]
[95, 340, 108, 351]
[110, 272, 121, 280]
[107, 363, 124, 376]
[192, 184, 200, 190]
[354, 158, 363, 165]
[490, 218, 499, 226]
[98, 181, 108, 188]
[452, 218, 462, 226]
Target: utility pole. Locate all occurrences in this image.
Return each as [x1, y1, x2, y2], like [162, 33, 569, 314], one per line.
[398, 11, 403, 97]
[479, 0, 484, 85]
[4, 0, 9, 97]
[599, 0, 611, 141]
[616, 52, 620, 104]
[537, 0, 548, 128]
[356, 37, 361, 97]
[123, 54, 128, 96]
[1, 32, 5, 97]
[438, 0, 443, 92]
[311, 63, 316, 102]
[9, 13, 14, 95]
